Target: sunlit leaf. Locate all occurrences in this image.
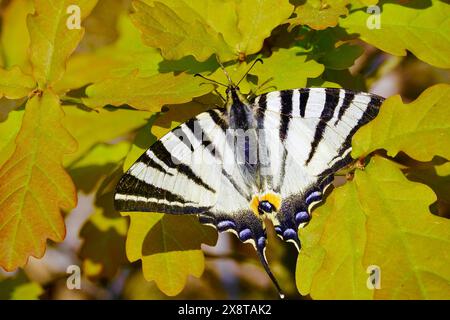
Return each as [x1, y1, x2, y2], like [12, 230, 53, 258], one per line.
[0, 0, 34, 70]
[62, 106, 152, 166]
[297, 156, 450, 299]
[353, 84, 450, 161]
[69, 141, 130, 193]
[131, 0, 293, 62]
[27, 0, 98, 87]
[83, 71, 214, 111]
[123, 212, 217, 296]
[251, 48, 325, 93]
[0, 67, 35, 99]
[56, 13, 163, 93]
[0, 110, 24, 167]
[340, 0, 450, 68]
[0, 90, 77, 271]
[288, 0, 350, 31]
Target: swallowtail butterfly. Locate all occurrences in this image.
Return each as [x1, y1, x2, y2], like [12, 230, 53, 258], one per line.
[114, 64, 384, 298]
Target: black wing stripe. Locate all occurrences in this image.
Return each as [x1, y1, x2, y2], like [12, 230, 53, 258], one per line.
[115, 174, 189, 204]
[139, 151, 174, 176]
[305, 88, 340, 165]
[299, 88, 310, 118]
[279, 90, 293, 141]
[151, 140, 216, 193]
[334, 90, 355, 125]
[336, 95, 383, 156]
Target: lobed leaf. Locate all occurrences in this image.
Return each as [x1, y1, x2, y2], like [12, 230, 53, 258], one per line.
[83, 71, 214, 111]
[340, 0, 450, 68]
[27, 0, 98, 87]
[288, 0, 350, 31]
[297, 156, 450, 299]
[0, 110, 24, 168]
[0, 90, 77, 271]
[131, 0, 293, 62]
[62, 106, 152, 166]
[352, 83, 450, 161]
[123, 212, 217, 296]
[0, 0, 34, 70]
[56, 13, 163, 93]
[0, 66, 36, 99]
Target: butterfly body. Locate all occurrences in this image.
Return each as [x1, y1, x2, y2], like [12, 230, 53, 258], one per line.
[114, 84, 384, 297]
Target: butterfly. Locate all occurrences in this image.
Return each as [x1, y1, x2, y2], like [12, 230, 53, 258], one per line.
[114, 63, 384, 298]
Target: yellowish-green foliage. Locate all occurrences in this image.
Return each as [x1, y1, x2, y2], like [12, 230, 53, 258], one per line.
[298, 157, 450, 299]
[340, 0, 450, 68]
[353, 84, 450, 161]
[288, 0, 350, 30]
[0, 0, 449, 299]
[131, 0, 294, 62]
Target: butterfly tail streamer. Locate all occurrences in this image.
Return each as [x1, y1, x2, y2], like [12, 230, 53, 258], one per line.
[256, 245, 285, 299]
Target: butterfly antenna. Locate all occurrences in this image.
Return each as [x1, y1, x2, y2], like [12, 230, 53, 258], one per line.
[236, 58, 263, 86]
[256, 245, 285, 299]
[216, 55, 233, 85]
[194, 74, 228, 87]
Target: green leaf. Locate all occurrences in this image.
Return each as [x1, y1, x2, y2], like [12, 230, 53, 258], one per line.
[340, 0, 450, 68]
[288, 0, 350, 31]
[56, 13, 163, 93]
[297, 156, 450, 299]
[253, 49, 324, 93]
[0, 0, 34, 70]
[27, 0, 98, 87]
[69, 141, 131, 193]
[207, 49, 324, 96]
[83, 71, 214, 111]
[62, 106, 152, 166]
[0, 66, 36, 99]
[0, 90, 77, 271]
[0, 110, 24, 168]
[123, 211, 217, 296]
[131, 0, 293, 62]
[352, 83, 450, 161]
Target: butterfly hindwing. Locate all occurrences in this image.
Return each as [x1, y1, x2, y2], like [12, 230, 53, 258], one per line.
[253, 88, 384, 248]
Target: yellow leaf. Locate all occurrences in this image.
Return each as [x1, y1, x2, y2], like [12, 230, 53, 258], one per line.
[297, 156, 450, 299]
[340, 0, 450, 68]
[123, 212, 217, 296]
[288, 0, 350, 30]
[27, 0, 98, 87]
[0, 110, 24, 168]
[0, 66, 36, 99]
[62, 106, 151, 166]
[352, 84, 450, 161]
[0, 90, 77, 271]
[69, 141, 131, 193]
[0, 0, 34, 70]
[56, 13, 163, 93]
[131, 0, 293, 62]
[83, 71, 214, 111]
